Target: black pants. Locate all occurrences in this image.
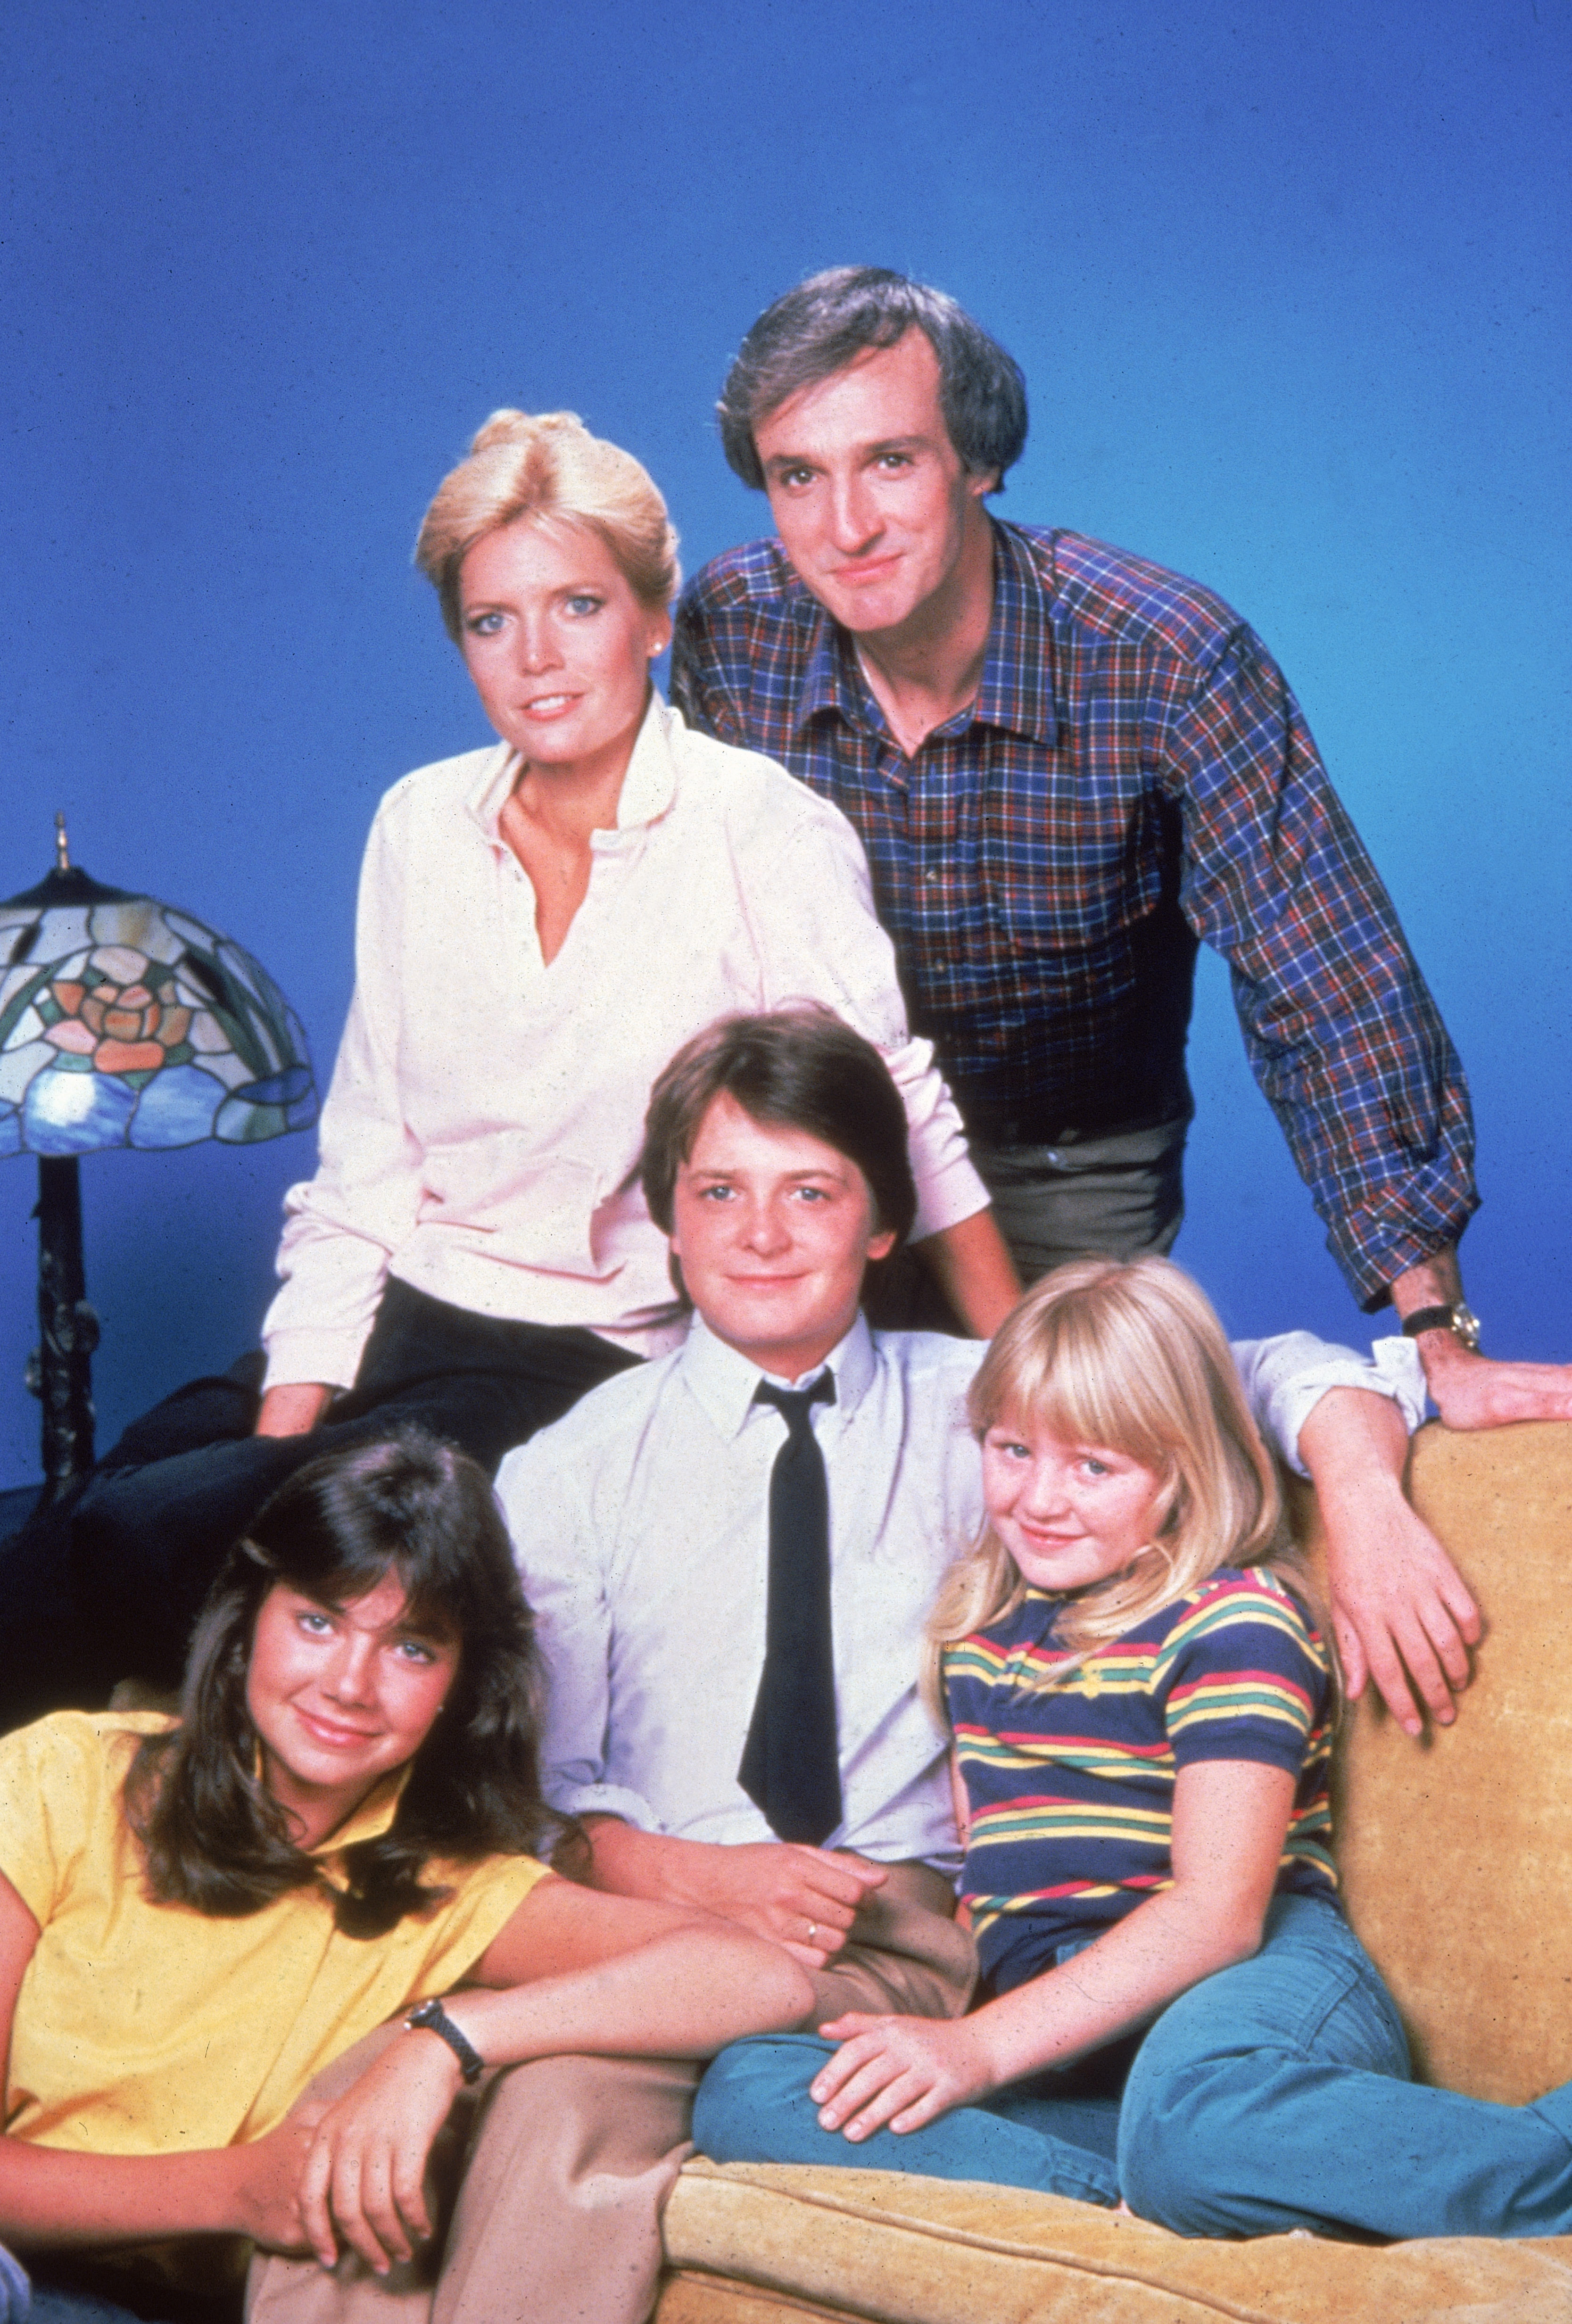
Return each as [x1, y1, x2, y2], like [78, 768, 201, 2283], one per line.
[0, 1280, 638, 1727]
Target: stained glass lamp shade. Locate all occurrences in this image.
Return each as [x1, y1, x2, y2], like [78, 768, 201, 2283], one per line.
[2, 829, 318, 1497]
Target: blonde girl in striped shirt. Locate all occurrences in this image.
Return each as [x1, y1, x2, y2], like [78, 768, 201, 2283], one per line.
[695, 1259, 1572, 2242]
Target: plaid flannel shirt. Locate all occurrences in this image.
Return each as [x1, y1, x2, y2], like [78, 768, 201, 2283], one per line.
[670, 520, 1476, 1307]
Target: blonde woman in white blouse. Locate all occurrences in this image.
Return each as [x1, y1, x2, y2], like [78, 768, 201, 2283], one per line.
[17, 411, 1018, 1718]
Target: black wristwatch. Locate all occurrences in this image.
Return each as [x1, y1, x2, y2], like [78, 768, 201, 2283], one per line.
[1400, 1302, 1482, 1352]
[405, 1997, 485, 2084]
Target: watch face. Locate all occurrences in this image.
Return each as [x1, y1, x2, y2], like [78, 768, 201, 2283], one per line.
[1454, 1303, 1482, 1350]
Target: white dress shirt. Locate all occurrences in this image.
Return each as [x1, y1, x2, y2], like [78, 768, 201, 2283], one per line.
[261, 696, 987, 1390]
[497, 1317, 1425, 1876]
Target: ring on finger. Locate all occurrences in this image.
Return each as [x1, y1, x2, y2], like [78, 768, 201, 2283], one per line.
[806, 1921, 819, 1942]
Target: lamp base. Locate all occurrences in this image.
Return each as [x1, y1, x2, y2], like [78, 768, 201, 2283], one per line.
[29, 1155, 100, 1500]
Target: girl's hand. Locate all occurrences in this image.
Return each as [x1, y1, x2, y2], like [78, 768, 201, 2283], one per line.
[295, 2031, 465, 2273]
[227, 2106, 330, 2255]
[810, 2011, 997, 2141]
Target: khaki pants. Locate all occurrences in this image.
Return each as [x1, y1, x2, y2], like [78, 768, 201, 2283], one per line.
[247, 1865, 974, 2324]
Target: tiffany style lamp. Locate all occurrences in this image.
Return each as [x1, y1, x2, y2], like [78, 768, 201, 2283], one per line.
[1, 819, 319, 1501]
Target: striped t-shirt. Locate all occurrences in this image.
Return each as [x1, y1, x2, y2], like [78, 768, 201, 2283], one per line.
[944, 1566, 1336, 1996]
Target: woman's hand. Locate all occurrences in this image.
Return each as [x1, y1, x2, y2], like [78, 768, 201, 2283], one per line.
[293, 2032, 463, 2274]
[254, 1382, 334, 1439]
[809, 2012, 998, 2141]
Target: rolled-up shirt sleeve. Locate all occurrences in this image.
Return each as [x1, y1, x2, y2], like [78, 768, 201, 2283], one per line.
[1233, 1330, 1428, 1479]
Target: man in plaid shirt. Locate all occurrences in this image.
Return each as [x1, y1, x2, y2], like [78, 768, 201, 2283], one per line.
[671, 267, 1572, 1447]
[670, 267, 1572, 1729]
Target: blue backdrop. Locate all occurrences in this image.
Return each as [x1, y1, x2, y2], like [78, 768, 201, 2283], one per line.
[1, 0, 1566, 1487]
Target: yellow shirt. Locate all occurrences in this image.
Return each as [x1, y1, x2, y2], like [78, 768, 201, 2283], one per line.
[0, 1712, 551, 2156]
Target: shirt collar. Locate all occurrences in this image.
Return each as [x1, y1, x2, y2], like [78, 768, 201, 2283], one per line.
[793, 607, 866, 735]
[679, 1309, 877, 1442]
[463, 688, 680, 844]
[787, 520, 1058, 750]
[309, 1761, 412, 1860]
[970, 521, 1059, 747]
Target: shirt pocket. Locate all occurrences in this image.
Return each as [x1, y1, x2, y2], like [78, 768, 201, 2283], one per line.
[981, 777, 1178, 960]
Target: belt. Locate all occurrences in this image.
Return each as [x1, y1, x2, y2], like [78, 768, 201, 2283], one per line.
[960, 1098, 1187, 1149]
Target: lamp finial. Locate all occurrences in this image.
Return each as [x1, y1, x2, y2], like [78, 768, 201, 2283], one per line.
[54, 813, 70, 873]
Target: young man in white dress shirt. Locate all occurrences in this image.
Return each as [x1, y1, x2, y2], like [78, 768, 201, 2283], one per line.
[490, 1006, 1432, 2324]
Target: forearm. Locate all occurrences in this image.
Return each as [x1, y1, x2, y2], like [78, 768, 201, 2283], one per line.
[254, 1381, 334, 1438]
[259, 867, 420, 1394]
[1232, 1331, 1424, 1477]
[0, 2140, 240, 2252]
[910, 1209, 1021, 1340]
[581, 1817, 720, 1905]
[440, 1922, 811, 2068]
[1296, 1384, 1410, 1512]
[966, 1883, 1262, 2089]
[260, 1200, 392, 1396]
[1389, 1243, 1464, 1316]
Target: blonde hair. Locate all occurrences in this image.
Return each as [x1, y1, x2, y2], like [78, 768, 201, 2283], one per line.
[922, 1257, 1319, 1719]
[414, 409, 681, 642]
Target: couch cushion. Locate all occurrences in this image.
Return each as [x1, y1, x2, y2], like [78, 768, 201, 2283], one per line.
[1298, 1419, 1572, 2103]
[657, 1425, 1572, 2324]
[659, 2159, 1572, 2322]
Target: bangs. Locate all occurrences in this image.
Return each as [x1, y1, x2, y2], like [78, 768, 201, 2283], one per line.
[967, 1258, 1289, 1663]
[976, 1292, 1182, 1473]
[307, 1555, 462, 1648]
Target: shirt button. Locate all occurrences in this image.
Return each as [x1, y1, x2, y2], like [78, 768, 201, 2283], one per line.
[923, 868, 941, 886]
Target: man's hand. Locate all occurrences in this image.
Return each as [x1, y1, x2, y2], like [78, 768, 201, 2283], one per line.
[1297, 1388, 1481, 1737]
[1416, 1342, 1572, 1433]
[583, 1821, 888, 1970]
[1390, 1245, 1572, 1431]
[673, 1843, 889, 1969]
[1323, 1482, 1481, 1737]
[809, 2011, 996, 2141]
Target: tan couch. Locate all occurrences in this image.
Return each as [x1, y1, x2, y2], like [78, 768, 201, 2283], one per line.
[652, 1420, 1572, 2324]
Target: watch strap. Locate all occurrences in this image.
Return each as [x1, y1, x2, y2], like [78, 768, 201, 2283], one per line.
[1400, 1302, 1481, 1349]
[405, 1997, 485, 2084]
[1401, 1305, 1458, 1338]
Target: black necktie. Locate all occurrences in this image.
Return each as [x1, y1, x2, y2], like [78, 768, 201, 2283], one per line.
[737, 1372, 842, 1845]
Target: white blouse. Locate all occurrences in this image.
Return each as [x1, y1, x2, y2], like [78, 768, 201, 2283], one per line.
[261, 696, 987, 1390]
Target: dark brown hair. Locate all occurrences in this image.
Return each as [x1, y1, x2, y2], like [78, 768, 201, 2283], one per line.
[639, 1005, 918, 1263]
[124, 1431, 580, 1936]
[716, 266, 1028, 493]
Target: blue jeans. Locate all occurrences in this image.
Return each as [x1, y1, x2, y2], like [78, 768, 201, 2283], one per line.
[695, 1894, 1572, 2239]
[26, 2294, 161, 2323]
